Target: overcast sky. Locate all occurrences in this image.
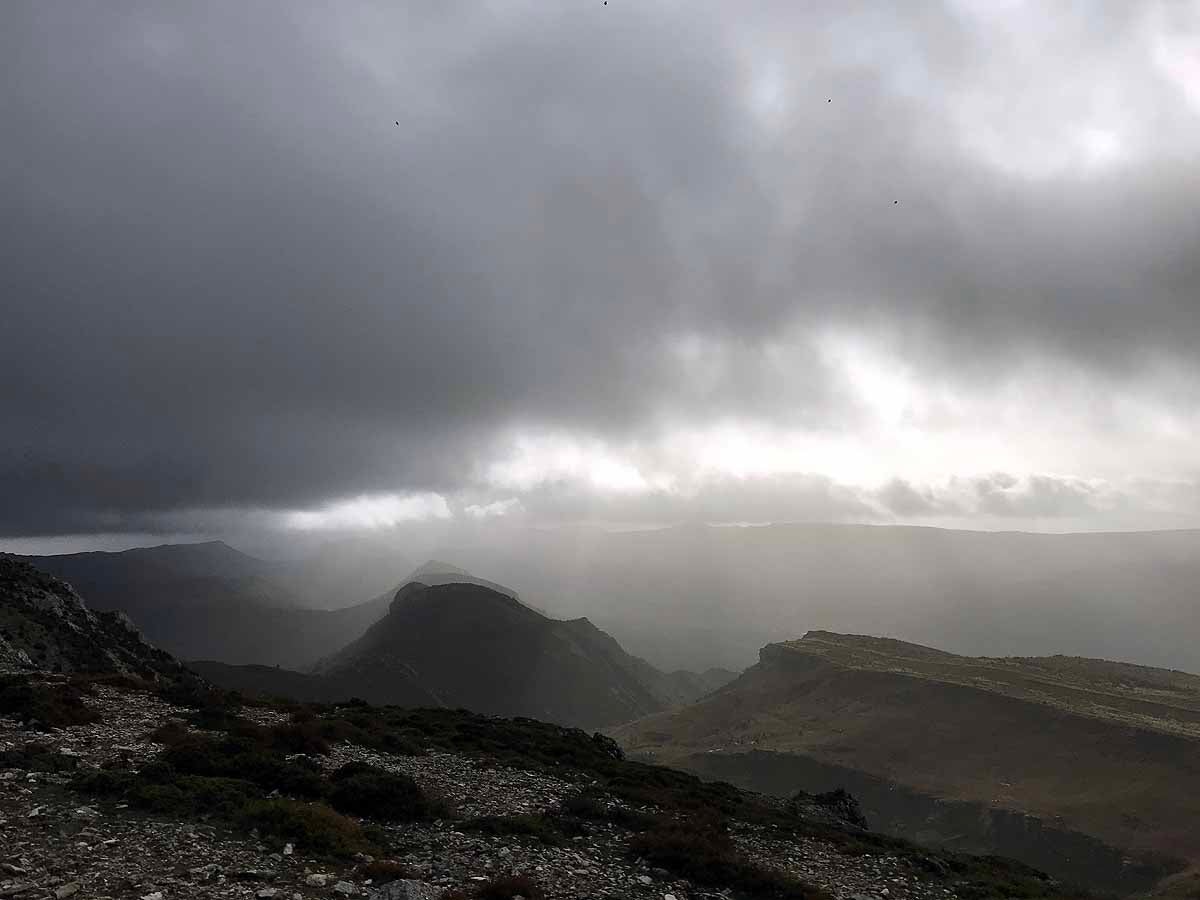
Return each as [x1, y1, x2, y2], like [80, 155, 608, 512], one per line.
[4, 0, 1200, 553]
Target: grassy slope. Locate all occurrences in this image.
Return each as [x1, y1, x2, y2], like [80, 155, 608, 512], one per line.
[613, 632, 1200, 865]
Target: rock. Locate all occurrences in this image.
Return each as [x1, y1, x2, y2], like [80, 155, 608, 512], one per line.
[141, 893, 164, 900]
[334, 882, 355, 896]
[53, 884, 80, 900]
[637, 876, 652, 885]
[370, 881, 441, 900]
[283, 843, 294, 856]
[664, 894, 678, 900]
[257, 890, 279, 899]
[305, 875, 329, 888]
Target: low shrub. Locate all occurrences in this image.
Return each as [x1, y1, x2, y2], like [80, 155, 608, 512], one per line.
[0, 677, 101, 729]
[559, 791, 657, 831]
[462, 814, 568, 846]
[328, 761, 444, 822]
[161, 734, 326, 798]
[629, 816, 830, 900]
[269, 720, 332, 755]
[147, 720, 193, 746]
[0, 741, 80, 772]
[158, 677, 242, 712]
[240, 799, 375, 857]
[131, 774, 260, 817]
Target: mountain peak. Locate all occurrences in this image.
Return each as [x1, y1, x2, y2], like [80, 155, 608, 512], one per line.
[313, 580, 667, 728]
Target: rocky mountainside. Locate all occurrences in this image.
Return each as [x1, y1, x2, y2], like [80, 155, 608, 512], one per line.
[614, 630, 1200, 892]
[0, 666, 1096, 900]
[0, 559, 182, 678]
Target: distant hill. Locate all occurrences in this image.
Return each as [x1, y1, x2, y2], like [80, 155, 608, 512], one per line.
[201, 580, 733, 729]
[0, 558, 182, 678]
[7, 542, 405, 668]
[312, 580, 693, 728]
[614, 630, 1200, 881]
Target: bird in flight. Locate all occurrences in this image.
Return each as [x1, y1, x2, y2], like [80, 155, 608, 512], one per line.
[395, 121, 399, 126]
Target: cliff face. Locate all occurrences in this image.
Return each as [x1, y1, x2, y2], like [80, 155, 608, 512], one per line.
[0, 559, 182, 678]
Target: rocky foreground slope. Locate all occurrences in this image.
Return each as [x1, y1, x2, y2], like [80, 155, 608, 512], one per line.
[1, 671, 1090, 900]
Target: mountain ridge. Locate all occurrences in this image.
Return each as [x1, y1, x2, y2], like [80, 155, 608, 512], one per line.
[614, 630, 1200, 875]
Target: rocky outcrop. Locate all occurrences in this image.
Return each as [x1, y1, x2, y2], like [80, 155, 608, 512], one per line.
[0, 559, 182, 678]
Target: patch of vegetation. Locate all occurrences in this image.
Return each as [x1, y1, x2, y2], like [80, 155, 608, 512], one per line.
[629, 815, 830, 900]
[157, 676, 245, 714]
[239, 799, 376, 857]
[72, 763, 378, 858]
[559, 790, 657, 831]
[160, 733, 327, 798]
[328, 760, 446, 821]
[0, 676, 101, 729]
[462, 813, 570, 846]
[73, 767, 260, 817]
[0, 741, 79, 772]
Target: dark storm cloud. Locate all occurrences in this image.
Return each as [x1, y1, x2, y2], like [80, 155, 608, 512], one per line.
[2, 0, 1199, 535]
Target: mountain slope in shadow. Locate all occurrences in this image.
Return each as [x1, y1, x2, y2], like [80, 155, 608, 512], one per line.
[199, 580, 734, 729]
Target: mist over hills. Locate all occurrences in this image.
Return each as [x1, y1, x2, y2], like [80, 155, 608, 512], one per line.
[14, 522, 1200, 681]
[195, 579, 734, 729]
[11, 541, 737, 728]
[423, 522, 1200, 673]
[6, 542, 405, 667]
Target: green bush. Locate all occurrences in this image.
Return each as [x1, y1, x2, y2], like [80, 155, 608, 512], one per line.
[132, 775, 260, 817]
[239, 799, 375, 857]
[161, 734, 326, 798]
[328, 761, 443, 822]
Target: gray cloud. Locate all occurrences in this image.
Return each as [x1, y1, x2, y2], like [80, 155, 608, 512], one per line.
[3, 1, 1200, 538]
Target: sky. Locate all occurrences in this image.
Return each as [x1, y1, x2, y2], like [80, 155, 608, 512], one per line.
[4, 0, 1200, 554]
